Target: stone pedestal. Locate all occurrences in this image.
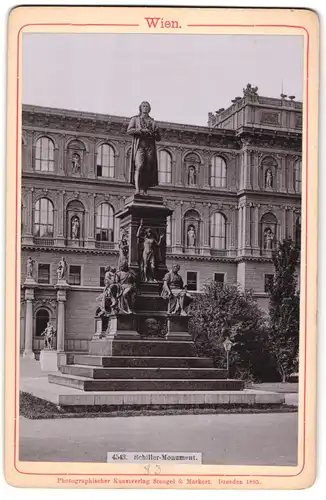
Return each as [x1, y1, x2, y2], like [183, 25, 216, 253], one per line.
[166, 315, 192, 341]
[40, 350, 59, 372]
[23, 286, 36, 359]
[116, 194, 172, 281]
[92, 316, 103, 339]
[56, 285, 69, 352]
[107, 313, 140, 340]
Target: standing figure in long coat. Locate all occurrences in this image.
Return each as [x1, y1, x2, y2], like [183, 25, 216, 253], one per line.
[127, 101, 161, 194]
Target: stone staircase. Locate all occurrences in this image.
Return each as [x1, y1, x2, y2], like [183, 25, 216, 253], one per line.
[48, 340, 245, 392]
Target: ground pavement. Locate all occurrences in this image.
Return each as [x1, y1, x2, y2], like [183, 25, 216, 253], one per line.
[19, 412, 298, 465]
[19, 359, 299, 465]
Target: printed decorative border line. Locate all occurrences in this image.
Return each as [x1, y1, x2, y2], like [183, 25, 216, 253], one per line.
[14, 22, 309, 479]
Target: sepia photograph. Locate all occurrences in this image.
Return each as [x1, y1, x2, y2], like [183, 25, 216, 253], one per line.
[4, 5, 319, 490]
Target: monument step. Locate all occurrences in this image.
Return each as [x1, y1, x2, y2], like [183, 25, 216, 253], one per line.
[70, 354, 215, 369]
[48, 373, 244, 392]
[59, 364, 227, 380]
[89, 339, 197, 357]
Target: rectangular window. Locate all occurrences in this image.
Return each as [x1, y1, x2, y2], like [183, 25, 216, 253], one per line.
[264, 274, 274, 293]
[69, 265, 81, 285]
[186, 271, 197, 291]
[100, 267, 106, 287]
[38, 264, 50, 284]
[214, 273, 225, 285]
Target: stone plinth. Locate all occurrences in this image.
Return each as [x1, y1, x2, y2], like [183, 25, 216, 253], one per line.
[166, 315, 192, 341]
[89, 339, 197, 357]
[107, 314, 140, 340]
[40, 350, 59, 372]
[116, 194, 172, 281]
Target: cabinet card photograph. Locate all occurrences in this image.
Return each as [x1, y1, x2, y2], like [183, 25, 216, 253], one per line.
[5, 6, 318, 490]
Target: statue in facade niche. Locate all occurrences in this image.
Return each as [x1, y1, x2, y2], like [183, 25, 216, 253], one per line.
[26, 256, 35, 279]
[265, 169, 273, 189]
[137, 219, 164, 282]
[57, 256, 67, 281]
[188, 166, 196, 186]
[161, 264, 193, 315]
[264, 228, 274, 250]
[187, 225, 196, 248]
[71, 216, 80, 240]
[72, 153, 81, 174]
[127, 101, 161, 195]
[41, 321, 56, 350]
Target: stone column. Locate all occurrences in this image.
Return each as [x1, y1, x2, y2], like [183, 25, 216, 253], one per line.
[228, 206, 237, 257]
[22, 188, 34, 245]
[56, 190, 65, 247]
[237, 205, 242, 255]
[87, 193, 96, 248]
[23, 287, 35, 359]
[252, 151, 260, 190]
[241, 151, 248, 190]
[243, 203, 251, 253]
[115, 141, 125, 181]
[88, 138, 96, 179]
[56, 288, 68, 352]
[175, 148, 183, 186]
[203, 151, 210, 189]
[252, 204, 260, 256]
[25, 132, 34, 172]
[279, 156, 286, 193]
[288, 157, 295, 194]
[201, 204, 211, 256]
[173, 202, 183, 254]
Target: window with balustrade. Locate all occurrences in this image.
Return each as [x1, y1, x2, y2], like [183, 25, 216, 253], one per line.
[158, 150, 172, 184]
[210, 156, 227, 188]
[34, 198, 54, 238]
[95, 203, 115, 243]
[210, 212, 226, 250]
[35, 137, 55, 172]
[97, 144, 115, 178]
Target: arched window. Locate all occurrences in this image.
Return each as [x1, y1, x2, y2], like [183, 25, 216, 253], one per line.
[158, 150, 172, 184]
[294, 160, 302, 193]
[210, 156, 226, 188]
[35, 309, 49, 337]
[210, 212, 226, 249]
[166, 216, 172, 247]
[34, 198, 54, 237]
[35, 137, 54, 172]
[97, 144, 115, 178]
[96, 203, 114, 242]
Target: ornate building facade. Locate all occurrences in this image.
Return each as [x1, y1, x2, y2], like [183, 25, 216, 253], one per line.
[20, 86, 302, 356]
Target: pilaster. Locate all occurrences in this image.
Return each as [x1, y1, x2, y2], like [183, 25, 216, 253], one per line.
[87, 193, 96, 248]
[55, 189, 65, 247]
